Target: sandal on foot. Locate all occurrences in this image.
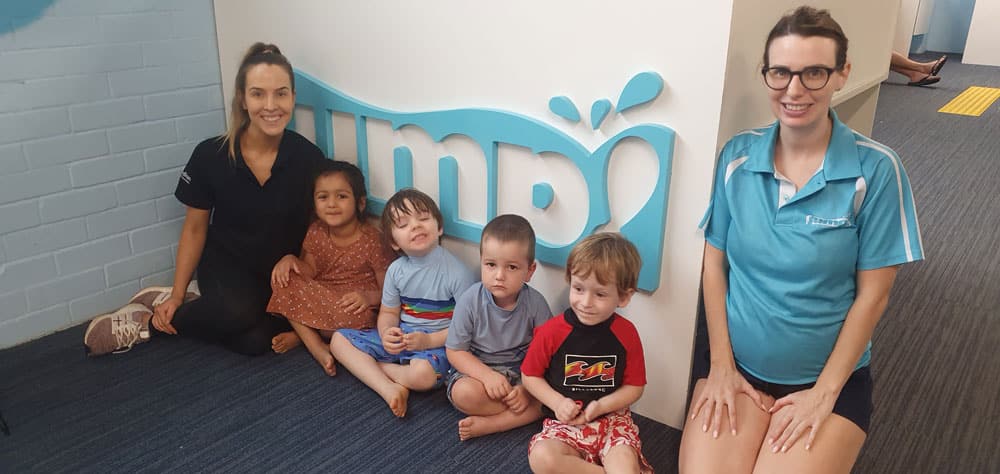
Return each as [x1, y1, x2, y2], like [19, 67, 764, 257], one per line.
[908, 75, 940, 87]
[930, 55, 948, 76]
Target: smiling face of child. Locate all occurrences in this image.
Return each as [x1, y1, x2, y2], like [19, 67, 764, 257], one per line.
[568, 272, 634, 326]
[313, 172, 363, 230]
[388, 199, 443, 257]
[480, 237, 536, 310]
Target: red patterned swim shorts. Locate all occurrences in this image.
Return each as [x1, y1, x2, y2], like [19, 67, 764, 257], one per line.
[528, 408, 653, 473]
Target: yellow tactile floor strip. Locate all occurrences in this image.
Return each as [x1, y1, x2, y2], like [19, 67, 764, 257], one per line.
[938, 86, 1000, 117]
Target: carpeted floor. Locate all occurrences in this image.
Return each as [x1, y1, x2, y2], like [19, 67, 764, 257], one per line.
[0, 326, 681, 473]
[856, 53, 1000, 474]
[1, 53, 998, 473]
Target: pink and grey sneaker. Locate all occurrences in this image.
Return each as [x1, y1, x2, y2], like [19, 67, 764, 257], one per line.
[83, 304, 153, 356]
[129, 280, 200, 311]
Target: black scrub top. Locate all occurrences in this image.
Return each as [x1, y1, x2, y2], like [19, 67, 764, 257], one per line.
[174, 130, 326, 277]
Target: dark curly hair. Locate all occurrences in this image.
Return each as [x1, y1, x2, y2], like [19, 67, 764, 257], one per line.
[309, 160, 368, 221]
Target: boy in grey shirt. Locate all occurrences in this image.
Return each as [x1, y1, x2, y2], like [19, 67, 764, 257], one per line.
[446, 215, 553, 440]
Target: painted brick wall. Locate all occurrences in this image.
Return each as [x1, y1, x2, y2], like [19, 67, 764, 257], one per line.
[0, 0, 225, 348]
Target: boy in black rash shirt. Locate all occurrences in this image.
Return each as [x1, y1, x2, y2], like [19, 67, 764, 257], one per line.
[521, 233, 653, 473]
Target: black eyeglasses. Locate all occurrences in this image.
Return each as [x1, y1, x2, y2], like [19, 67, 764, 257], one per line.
[761, 66, 838, 91]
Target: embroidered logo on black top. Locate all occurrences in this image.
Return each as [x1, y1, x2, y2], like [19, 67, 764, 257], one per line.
[563, 354, 616, 388]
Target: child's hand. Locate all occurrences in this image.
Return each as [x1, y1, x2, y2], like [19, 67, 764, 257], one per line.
[482, 371, 513, 401]
[583, 399, 604, 422]
[270, 255, 301, 289]
[338, 292, 369, 315]
[382, 327, 405, 354]
[503, 385, 530, 414]
[554, 397, 582, 424]
[402, 331, 430, 352]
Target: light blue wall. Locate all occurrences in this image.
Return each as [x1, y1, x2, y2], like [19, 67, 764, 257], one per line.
[924, 0, 977, 53]
[0, 0, 225, 347]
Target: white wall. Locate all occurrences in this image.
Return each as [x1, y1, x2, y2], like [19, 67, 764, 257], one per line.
[215, 0, 736, 428]
[963, 0, 1000, 66]
[895, 0, 921, 52]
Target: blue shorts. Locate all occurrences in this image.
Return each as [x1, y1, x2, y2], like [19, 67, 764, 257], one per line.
[445, 362, 522, 406]
[338, 322, 450, 388]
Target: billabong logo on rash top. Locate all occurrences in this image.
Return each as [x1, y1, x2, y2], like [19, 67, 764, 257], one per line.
[563, 354, 616, 388]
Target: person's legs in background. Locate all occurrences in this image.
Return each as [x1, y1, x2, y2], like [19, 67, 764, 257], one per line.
[890, 51, 947, 86]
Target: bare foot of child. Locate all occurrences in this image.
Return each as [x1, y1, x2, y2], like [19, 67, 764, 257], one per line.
[317, 352, 337, 376]
[271, 331, 301, 353]
[378, 383, 409, 417]
[302, 344, 337, 376]
[458, 416, 495, 441]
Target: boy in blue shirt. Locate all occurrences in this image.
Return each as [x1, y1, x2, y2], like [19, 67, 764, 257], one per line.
[446, 215, 553, 440]
[331, 189, 475, 417]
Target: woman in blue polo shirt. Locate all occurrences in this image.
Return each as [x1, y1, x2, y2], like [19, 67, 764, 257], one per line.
[679, 7, 923, 473]
[84, 43, 325, 356]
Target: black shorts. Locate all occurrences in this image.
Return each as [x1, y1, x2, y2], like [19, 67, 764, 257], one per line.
[692, 351, 872, 433]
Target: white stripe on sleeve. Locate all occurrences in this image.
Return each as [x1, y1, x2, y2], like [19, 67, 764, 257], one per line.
[857, 141, 919, 261]
[725, 156, 749, 184]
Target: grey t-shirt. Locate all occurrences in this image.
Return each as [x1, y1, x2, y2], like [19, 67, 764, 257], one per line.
[445, 282, 553, 366]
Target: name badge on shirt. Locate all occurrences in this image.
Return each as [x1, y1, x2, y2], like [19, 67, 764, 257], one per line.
[805, 215, 853, 228]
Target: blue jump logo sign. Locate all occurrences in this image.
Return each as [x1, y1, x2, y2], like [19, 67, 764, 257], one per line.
[292, 70, 675, 292]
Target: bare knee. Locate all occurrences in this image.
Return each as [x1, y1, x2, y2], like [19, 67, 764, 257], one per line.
[529, 441, 568, 474]
[603, 445, 640, 474]
[679, 379, 773, 474]
[329, 332, 350, 354]
[450, 377, 487, 413]
[407, 359, 439, 391]
[752, 413, 865, 474]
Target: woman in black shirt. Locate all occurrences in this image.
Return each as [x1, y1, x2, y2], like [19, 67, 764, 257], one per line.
[84, 43, 324, 355]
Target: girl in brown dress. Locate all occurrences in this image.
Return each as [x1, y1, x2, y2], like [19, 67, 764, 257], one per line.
[267, 160, 397, 375]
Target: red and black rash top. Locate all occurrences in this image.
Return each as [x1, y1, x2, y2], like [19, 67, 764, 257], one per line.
[521, 308, 646, 417]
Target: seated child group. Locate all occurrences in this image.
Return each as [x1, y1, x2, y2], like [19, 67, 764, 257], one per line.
[104, 160, 656, 472]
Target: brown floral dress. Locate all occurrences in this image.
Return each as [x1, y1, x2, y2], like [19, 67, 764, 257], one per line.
[266, 221, 397, 330]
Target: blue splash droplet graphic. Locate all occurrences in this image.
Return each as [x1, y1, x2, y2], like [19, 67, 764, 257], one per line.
[590, 99, 612, 130]
[548, 96, 581, 123]
[617, 72, 664, 113]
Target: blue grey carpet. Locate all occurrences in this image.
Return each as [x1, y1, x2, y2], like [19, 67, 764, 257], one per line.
[860, 53, 1000, 474]
[0, 325, 680, 473]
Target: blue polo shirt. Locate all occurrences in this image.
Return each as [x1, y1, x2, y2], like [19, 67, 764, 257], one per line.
[700, 111, 923, 384]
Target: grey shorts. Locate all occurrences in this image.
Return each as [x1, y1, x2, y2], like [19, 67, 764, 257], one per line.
[445, 363, 522, 406]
